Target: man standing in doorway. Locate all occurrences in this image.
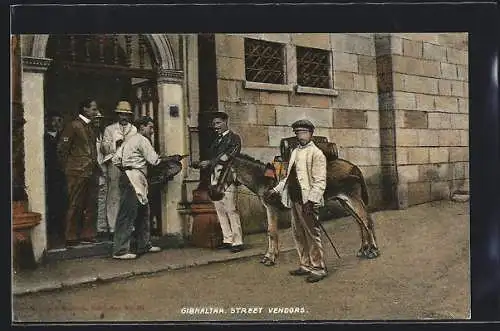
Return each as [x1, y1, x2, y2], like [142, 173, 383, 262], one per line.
[44, 111, 67, 248]
[57, 98, 100, 246]
[264, 119, 328, 283]
[92, 110, 109, 239]
[102, 101, 137, 238]
[111, 116, 181, 260]
[198, 112, 244, 253]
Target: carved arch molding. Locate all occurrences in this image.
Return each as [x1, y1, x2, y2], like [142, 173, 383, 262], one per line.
[31, 34, 177, 71]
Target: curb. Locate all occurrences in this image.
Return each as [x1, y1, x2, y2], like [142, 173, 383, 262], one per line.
[13, 246, 297, 296]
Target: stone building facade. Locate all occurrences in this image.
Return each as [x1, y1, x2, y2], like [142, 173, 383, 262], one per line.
[16, 33, 468, 260]
[213, 33, 469, 232]
[375, 33, 469, 209]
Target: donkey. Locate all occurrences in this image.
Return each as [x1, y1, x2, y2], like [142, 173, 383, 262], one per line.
[209, 152, 380, 266]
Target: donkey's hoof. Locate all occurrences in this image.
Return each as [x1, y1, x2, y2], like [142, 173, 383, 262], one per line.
[260, 256, 270, 264]
[363, 247, 380, 259]
[263, 260, 276, 267]
[356, 247, 369, 257]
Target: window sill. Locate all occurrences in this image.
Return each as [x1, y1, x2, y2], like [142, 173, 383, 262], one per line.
[295, 85, 339, 97]
[243, 81, 293, 93]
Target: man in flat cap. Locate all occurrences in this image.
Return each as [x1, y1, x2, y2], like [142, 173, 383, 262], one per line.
[265, 119, 328, 282]
[111, 116, 181, 259]
[197, 111, 244, 253]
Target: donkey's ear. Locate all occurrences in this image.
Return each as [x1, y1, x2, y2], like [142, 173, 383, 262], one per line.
[265, 162, 276, 170]
[264, 163, 276, 178]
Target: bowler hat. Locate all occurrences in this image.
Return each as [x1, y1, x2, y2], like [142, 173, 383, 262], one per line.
[211, 111, 229, 121]
[291, 119, 315, 132]
[114, 101, 134, 114]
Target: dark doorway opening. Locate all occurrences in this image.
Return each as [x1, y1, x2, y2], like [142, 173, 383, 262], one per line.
[43, 34, 162, 252]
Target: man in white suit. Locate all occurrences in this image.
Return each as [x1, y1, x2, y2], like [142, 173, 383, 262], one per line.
[265, 119, 328, 283]
[102, 101, 137, 236]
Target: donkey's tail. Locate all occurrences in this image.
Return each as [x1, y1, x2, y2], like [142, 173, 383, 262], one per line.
[351, 165, 370, 206]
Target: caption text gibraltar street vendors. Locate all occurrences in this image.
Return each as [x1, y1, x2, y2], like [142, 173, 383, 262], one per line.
[181, 306, 307, 315]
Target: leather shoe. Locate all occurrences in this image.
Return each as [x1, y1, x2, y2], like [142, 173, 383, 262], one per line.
[306, 273, 327, 283]
[217, 243, 232, 250]
[80, 238, 98, 244]
[289, 268, 311, 276]
[66, 240, 80, 247]
[230, 245, 244, 253]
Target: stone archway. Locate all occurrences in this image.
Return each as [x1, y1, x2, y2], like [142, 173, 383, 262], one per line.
[31, 34, 177, 70]
[22, 34, 187, 261]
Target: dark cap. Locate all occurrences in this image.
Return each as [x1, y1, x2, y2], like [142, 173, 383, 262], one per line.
[291, 119, 315, 132]
[135, 115, 154, 128]
[47, 111, 63, 119]
[211, 111, 229, 121]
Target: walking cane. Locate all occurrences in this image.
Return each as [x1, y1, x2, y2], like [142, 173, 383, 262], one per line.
[314, 218, 342, 259]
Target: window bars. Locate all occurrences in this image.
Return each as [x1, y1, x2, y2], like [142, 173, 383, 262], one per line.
[244, 38, 285, 84]
[296, 46, 331, 89]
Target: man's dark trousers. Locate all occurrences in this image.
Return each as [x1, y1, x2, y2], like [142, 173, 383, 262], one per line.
[113, 172, 152, 256]
[64, 173, 98, 242]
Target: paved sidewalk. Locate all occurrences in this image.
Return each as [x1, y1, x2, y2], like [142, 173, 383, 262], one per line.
[13, 223, 297, 296]
[12, 201, 469, 296]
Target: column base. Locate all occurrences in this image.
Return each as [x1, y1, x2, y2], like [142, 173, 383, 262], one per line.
[13, 201, 41, 272]
[189, 188, 222, 249]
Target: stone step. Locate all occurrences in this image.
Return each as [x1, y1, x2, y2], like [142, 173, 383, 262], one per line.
[45, 235, 185, 262]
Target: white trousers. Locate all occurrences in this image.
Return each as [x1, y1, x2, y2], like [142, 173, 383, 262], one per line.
[213, 184, 243, 246]
[106, 164, 122, 233]
[96, 176, 109, 233]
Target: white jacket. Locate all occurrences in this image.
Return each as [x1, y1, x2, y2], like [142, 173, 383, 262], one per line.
[102, 122, 137, 162]
[273, 141, 327, 208]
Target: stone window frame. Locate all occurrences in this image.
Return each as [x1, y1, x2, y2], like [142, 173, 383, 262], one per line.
[294, 45, 338, 97]
[296, 46, 331, 88]
[242, 37, 338, 97]
[243, 37, 294, 93]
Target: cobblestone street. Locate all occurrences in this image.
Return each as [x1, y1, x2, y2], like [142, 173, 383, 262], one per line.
[13, 201, 470, 322]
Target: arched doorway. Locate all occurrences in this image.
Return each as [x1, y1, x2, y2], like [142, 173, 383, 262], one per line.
[43, 34, 163, 249]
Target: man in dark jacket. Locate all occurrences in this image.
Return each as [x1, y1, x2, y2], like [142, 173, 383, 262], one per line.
[44, 111, 67, 248]
[57, 98, 99, 246]
[198, 112, 244, 253]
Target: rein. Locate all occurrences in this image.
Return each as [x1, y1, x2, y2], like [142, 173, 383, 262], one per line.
[212, 150, 278, 198]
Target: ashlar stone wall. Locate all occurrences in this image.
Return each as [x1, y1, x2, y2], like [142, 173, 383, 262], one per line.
[375, 33, 469, 208]
[214, 33, 382, 233]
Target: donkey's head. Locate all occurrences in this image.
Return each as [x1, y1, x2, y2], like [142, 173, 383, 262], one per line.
[208, 153, 278, 201]
[231, 154, 278, 196]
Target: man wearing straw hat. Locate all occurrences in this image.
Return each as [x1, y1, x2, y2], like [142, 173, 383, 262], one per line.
[102, 101, 137, 238]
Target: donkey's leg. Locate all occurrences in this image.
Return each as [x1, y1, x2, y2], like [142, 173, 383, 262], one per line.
[367, 213, 379, 251]
[332, 194, 369, 257]
[335, 194, 379, 259]
[262, 203, 280, 266]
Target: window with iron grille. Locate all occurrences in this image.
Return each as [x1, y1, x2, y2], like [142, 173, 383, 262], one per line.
[296, 46, 331, 89]
[244, 38, 285, 84]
